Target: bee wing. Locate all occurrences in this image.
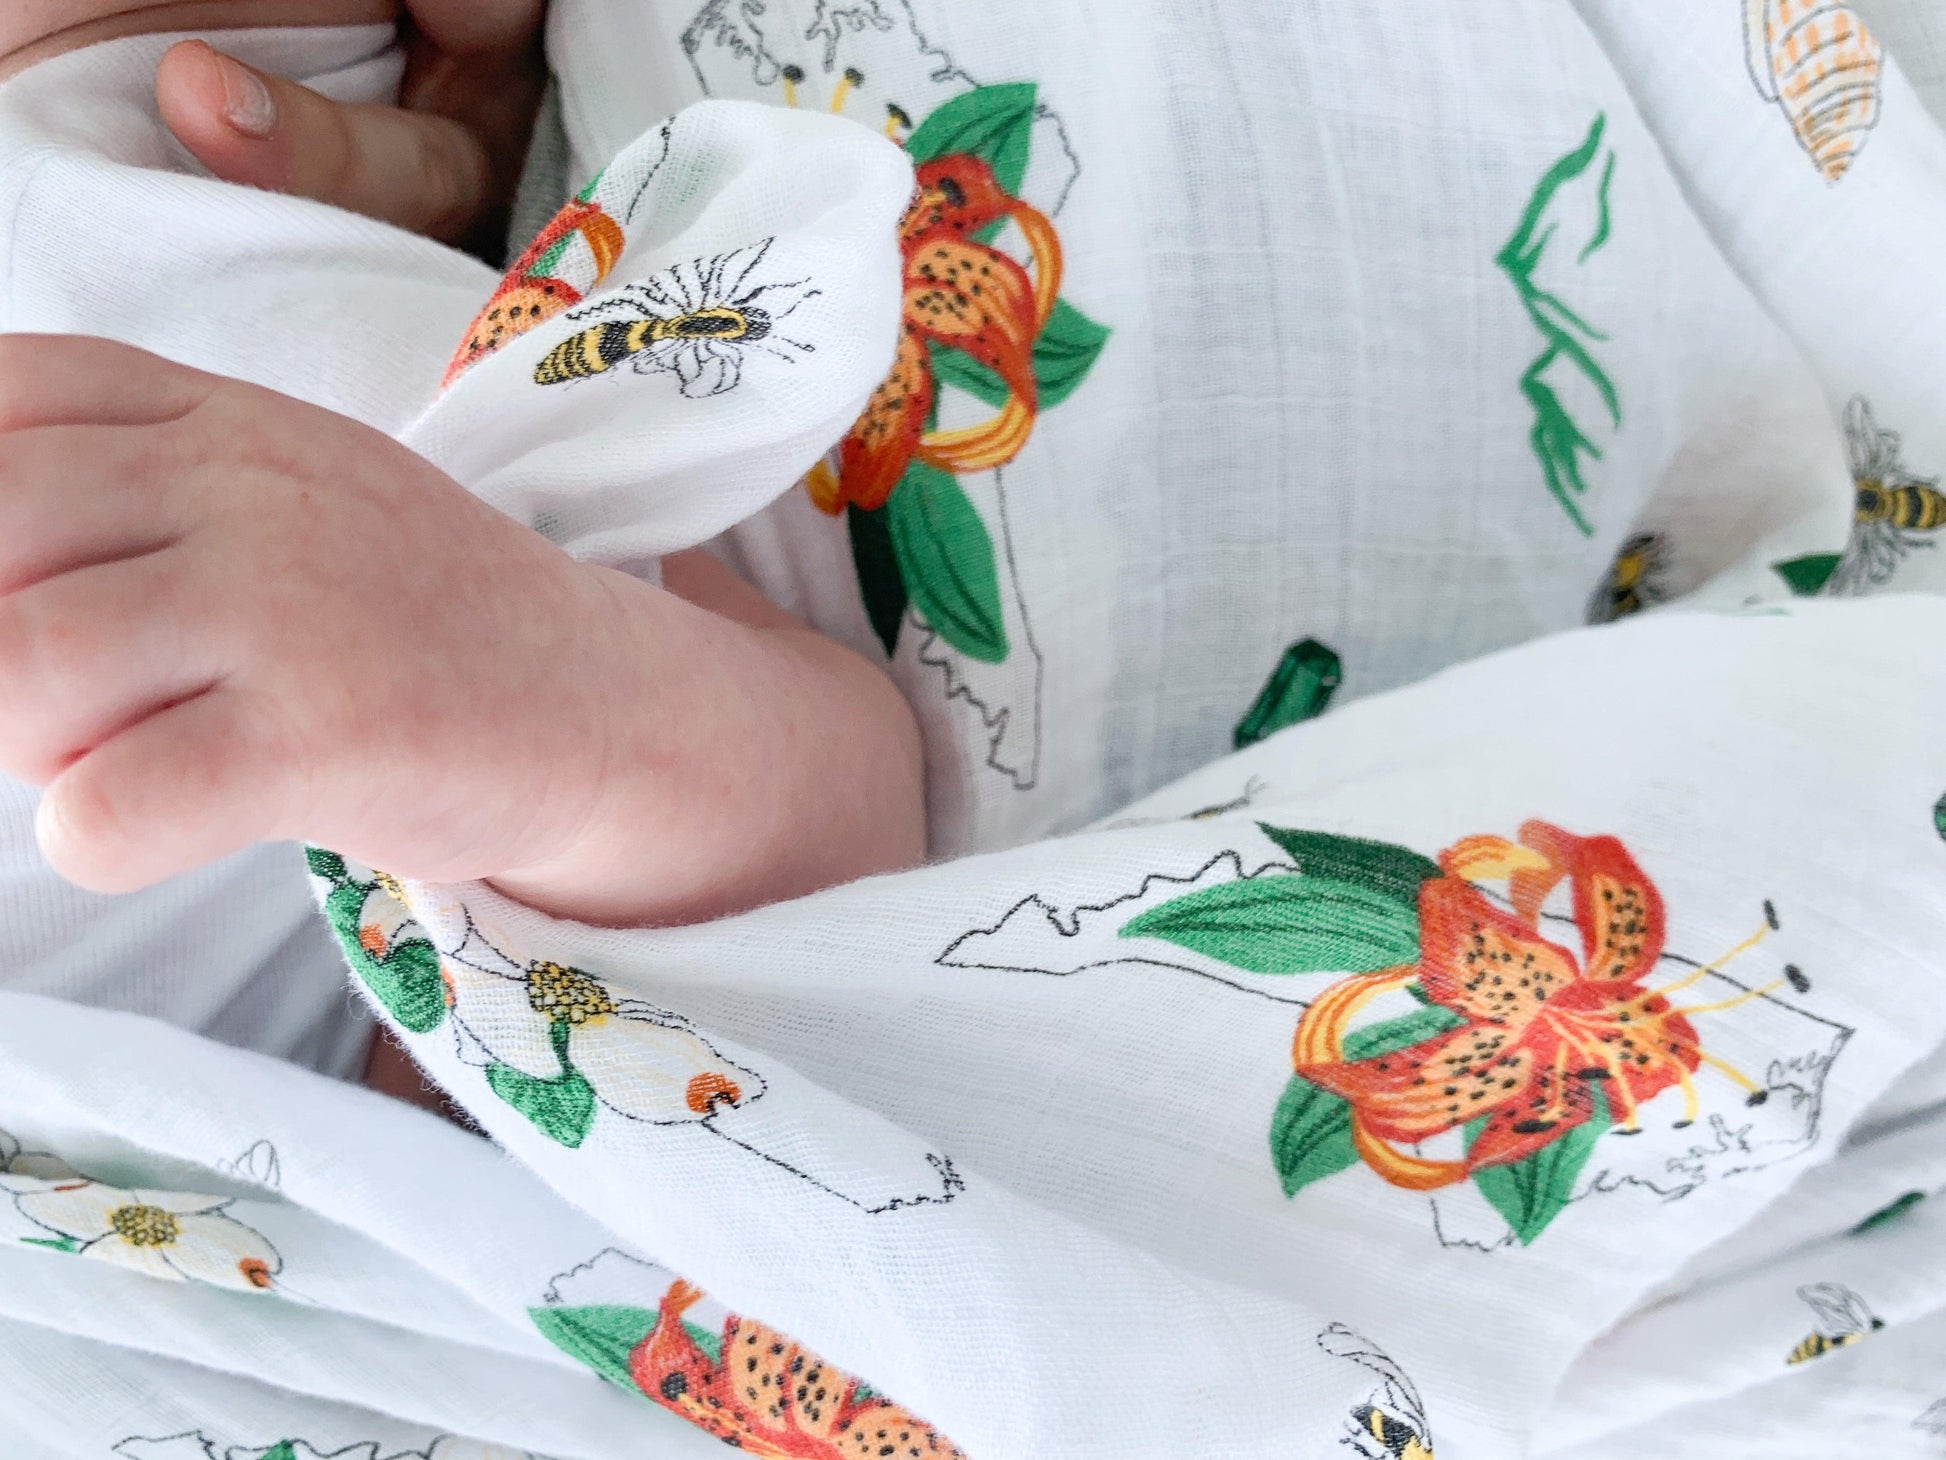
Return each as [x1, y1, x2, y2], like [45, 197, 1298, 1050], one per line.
[1844, 396, 1897, 481]
[712, 238, 775, 305]
[1798, 1282, 1874, 1336]
[1318, 1325, 1429, 1431]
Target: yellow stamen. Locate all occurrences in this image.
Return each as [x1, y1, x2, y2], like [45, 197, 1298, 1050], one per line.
[1692, 1048, 1763, 1095]
[1671, 1062, 1701, 1125]
[1668, 977, 1787, 1019]
[1618, 920, 1770, 1014]
[829, 67, 861, 114]
[1650, 1022, 1765, 1096]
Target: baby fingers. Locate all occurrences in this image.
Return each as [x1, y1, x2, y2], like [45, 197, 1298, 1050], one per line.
[0, 424, 194, 596]
[35, 685, 305, 894]
[0, 335, 213, 433]
[0, 547, 221, 783]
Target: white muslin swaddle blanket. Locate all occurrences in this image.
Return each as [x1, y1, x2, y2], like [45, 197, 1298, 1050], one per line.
[3, 4, 1946, 1458]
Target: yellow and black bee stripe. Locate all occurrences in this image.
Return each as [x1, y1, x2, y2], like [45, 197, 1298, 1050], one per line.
[1353, 1404, 1434, 1460]
[1787, 1324, 1882, 1365]
[534, 306, 771, 385]
[1856, 478, 1946, 533]
[1589, 531, 1665, 624]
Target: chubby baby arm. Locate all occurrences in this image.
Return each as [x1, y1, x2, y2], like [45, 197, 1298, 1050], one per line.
[0, 336, 925, 927]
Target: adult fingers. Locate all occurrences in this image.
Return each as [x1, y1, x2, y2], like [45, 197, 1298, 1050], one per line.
[156, 40, 490, 243]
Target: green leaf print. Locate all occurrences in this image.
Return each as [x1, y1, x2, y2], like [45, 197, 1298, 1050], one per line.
[1121, 876, 1421, 975]
[1935, 791, 1946, 845]
[530, 1304, 658, 1389]
[488, 1060, 597, 1148]
[1467, 1087, 1612, 1245]
[1772, 552, 1844, 597]
[1254, 827, 1443, 912]
[847, 501, 910, 657]
[886, 461, 1009, 663]
[322, 879, 365, 935]
[320, 878, 448, 1034]
[530, 1303, 724, 1395]
[1496, 112, 1621, 537]
[359, 940, 448, 1035]
[257, 1445, 298, 1460]
[1233, 639, 1343, 749]
[303, 846, 347, 882]
[904, 82, 1038, 197]
[1852, 1190, 1925, 1235]
[928, 298, 1113, 412]
[20, 1235, 83, 1254]
[1268, 1077, 1360, 1197]
[1271, 1006, 1466, 1197]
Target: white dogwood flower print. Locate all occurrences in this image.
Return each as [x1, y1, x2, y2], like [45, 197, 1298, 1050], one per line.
[442, 945, 765, 1148]
[534, 240, 820, 399]
[0, 1126, 75, 1183]
[11, 1176, 282, 1291]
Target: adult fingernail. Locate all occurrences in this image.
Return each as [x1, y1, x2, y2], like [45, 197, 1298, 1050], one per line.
[217, 54, 277, 138]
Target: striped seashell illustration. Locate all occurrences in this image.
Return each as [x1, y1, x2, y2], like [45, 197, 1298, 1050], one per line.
[1744, 0, 1883, 182]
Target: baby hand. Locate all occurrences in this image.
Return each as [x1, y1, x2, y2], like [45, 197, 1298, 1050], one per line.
[0, 336, 624, 892]
[0, 338, 924, 924]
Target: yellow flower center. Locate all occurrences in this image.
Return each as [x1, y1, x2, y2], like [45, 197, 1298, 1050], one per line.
[109, 1204, 180, 1248]
[373, 871, 410, 906]
[526, 962, 617, 1026]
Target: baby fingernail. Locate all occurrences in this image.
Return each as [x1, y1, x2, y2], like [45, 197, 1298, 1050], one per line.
[218, 56, 277, 138]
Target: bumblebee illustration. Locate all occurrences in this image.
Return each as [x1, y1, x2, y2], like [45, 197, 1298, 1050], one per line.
[531, 240, 816, 399]
[1786, 1282, 1884, 1365]
[1319, 1323, 1434, 1460]
[536, 302, 773, 384]
[1587, 531, 1667, 624]
[1829, 396, 1946, 594]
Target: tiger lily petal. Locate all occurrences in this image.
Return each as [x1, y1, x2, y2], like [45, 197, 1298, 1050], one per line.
[1294, 824, 1724, 1189]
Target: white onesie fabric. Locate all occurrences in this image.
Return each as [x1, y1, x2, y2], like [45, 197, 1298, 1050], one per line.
[3, 5, 1946, 1459]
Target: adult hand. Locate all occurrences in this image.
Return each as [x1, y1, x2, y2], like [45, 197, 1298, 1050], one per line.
[155, 0, 546, 250]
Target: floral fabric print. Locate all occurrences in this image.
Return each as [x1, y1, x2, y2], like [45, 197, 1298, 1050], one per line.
[1290, 824, 1776, 1199]
[307, 849, 761, 1149]
[630, 1279, 964, 1458]
[10, 1176, 281, 1292]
